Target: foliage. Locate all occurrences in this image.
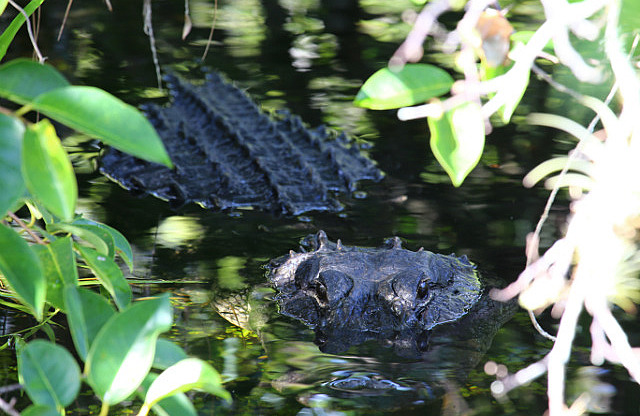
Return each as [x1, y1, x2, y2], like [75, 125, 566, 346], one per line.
[0, 54, 228, 416]
[353, 0, 640, 414]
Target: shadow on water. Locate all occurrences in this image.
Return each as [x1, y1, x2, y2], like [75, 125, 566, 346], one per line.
[3, 0, 640, 415]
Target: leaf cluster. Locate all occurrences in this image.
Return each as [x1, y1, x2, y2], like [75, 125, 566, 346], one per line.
[0, 22, 228, 416]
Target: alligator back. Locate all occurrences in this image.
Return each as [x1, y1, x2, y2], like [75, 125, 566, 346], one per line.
[100, 71, 384, 215]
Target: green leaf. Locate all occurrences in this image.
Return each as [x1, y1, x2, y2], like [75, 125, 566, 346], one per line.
[85, 293, 173, 405]
[48, 222, 115, 259]
[0, 59, 70, 104]
[64, 286, 116, 361]
[0, 113, 25, 216]
[73, 218, 134, 272]
[428, 101, 485, 187]
[153, 339, 188, 370]
[32, 236, 77, 310]
[142, 358, 231, 412]
[75, 244, 131, 310]
[22, 119, 77, 221]
[0, 1, 8, 15]
[139, 373, 198, 416]
[20, 404, 63, 416]
[0, 0, 45, 62]
[18, 340, 81, 409]
[354, 64, 454, 110]
[29, 85, 172, 167]
[0, 223, 46, 320]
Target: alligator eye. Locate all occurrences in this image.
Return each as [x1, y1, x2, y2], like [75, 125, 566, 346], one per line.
[416, 279, 429, 299]
[316, 282, 328, 303]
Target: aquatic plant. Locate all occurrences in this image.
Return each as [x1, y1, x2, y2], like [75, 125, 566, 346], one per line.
[0, 4, 229, 416]
[354, 0, 640, 413]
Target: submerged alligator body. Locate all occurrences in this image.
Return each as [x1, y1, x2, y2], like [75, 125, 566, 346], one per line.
[100, 71, 383, 215]
[268, 231, 513, 357]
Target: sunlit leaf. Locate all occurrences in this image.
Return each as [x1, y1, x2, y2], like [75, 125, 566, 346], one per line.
[18, 340, 81, 409]
[22, 119, 77, 221]
[0, 0, 46, 62]
[428, 101, 485, 187]
[139, 373, 197, 416]
[49, 222, 114, 259]
[153, 339, 188, 370]
[20, 404, 63, 416]
[0, 223, 45, 320]
[0, 59, 69, 104]
[32, 236, 77, 310]
[0, 113, 25, 216]
[0, 0, 7, 15]
[85, 293, 173, 405]
[30, 86, 172, 167]
[354, 64, 453, 110]
[64, 286, 116, 361]
[619, 0, 640, 41]
[141, 358, 231, 413]
[75, 244, 131, 310]
[73, 217, 134, 272]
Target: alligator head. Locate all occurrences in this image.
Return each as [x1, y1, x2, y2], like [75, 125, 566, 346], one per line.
[268, 231, 483, 356]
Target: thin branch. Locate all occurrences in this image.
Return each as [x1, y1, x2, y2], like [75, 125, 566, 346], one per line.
[201, 0, 218, 61]
[57, 0, 74, 41]
[0, 396, 20, 416]
[143, 0, 162, 90]
[8, 0, 44, 63]
[7, 212, 45, 245]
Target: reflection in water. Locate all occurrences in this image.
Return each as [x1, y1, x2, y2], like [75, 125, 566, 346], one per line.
[7, 0, 638, 414]
[212, 271, 515, 412]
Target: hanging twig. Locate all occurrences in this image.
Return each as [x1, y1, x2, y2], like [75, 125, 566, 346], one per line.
[8, 0, 44, 63]
[201, 0, 218, 61]
[143, 0, 162, 90]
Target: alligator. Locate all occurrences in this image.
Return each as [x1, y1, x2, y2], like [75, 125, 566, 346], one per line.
[100, 70, 384, 215]
[267, 230, 515, 358]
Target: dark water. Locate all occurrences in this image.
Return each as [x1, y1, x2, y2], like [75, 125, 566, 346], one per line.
[3, 0, 640, 414]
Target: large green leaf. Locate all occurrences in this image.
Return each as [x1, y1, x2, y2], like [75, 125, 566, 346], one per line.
[0, 0, 46, 62]
[49, 222, 114, 259]
[0, 113, 25, 216]
[29, 85, 172, 167]
[428, 101, 485, 187]
[141, 358, 231, 414]
[153, 339, 188, 370]
[0, 0, 8, 15]
[354, 64, 454, 110]
[64, 286, 116, 361]
[20, 404, 62, 416]
[85, 293, 173, 405]
[32, 236, 77, 310]
[0, 59, 70, 104]
[0, 223, 45, 320]
[22, 119, 77, 221]
[18, 340, 81, 409]
[139, 373, 198, 416]
[73, 217, 134, 271]
[75, 244, 131, 310]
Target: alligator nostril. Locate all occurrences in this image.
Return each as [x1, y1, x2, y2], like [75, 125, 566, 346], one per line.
[416, 279, 429, 299]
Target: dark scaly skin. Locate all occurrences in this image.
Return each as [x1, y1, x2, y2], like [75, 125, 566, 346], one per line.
[268, 231, 495, 356]
[100, 71, 383, 215]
